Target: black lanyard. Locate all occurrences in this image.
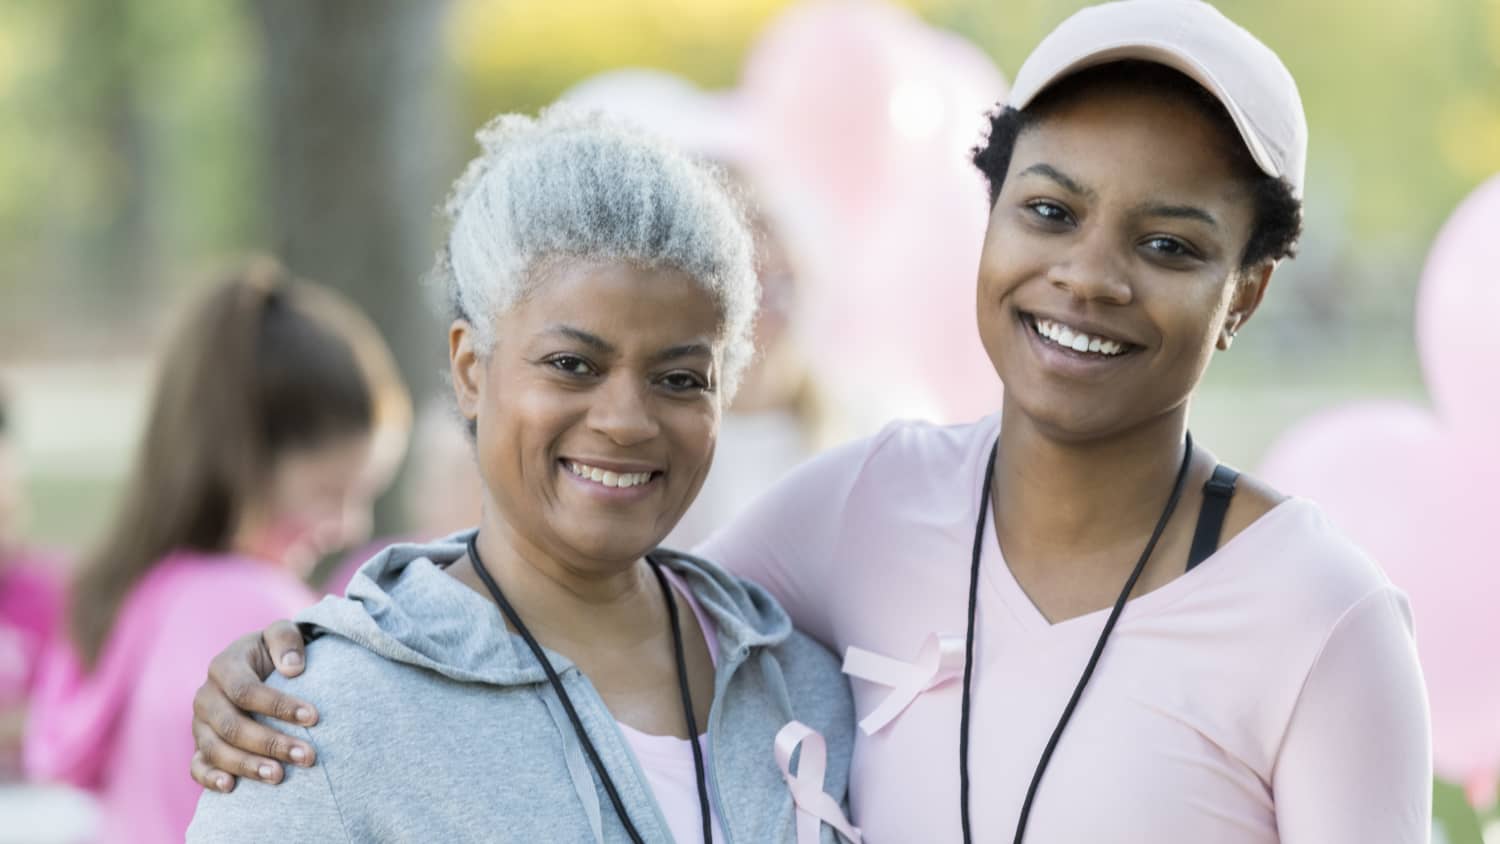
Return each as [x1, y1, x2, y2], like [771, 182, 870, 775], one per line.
[466, 534, 714, 844]
[958, 433, 1195, 844]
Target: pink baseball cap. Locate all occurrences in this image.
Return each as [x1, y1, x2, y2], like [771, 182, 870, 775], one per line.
[1007, 0, 1307, 197]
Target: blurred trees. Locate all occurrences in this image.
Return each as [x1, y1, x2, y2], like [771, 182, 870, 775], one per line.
[2, 0, 1495, 356]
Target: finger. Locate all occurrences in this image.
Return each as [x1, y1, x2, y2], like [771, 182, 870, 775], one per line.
[191, 750, 236, 794]
[206, 645, 318, 727]
[264, 620, 308, 677]
[192, 717, 286, 784]
[193, 683, 317, 765]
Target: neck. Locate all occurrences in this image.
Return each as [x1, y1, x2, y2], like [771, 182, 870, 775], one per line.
[455, 502, 662, 643]
[992, 399, 1191, 558]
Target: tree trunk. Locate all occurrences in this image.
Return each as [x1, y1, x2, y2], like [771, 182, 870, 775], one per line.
[251, 0, 454, 531]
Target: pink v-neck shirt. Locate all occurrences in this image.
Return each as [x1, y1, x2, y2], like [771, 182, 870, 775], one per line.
[617, 567, 727, 843]
[698, 415, 1431, 843]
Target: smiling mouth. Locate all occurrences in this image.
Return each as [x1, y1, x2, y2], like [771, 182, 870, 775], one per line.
[1021, 312, 1138, 359]
[561, 459, 662, 490]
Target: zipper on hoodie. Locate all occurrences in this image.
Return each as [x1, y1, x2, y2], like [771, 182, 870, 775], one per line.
[704, 644, 752, 844]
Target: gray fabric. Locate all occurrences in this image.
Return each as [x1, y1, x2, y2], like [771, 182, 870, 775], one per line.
[188, 532, 855, 843]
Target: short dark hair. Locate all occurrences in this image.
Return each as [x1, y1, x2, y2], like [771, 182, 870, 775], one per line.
[972, 61, 1303, 269]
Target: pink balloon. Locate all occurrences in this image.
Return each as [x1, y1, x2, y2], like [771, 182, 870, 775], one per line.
[1260, 177, 1500, 796]
[1417, 175, 1500, 446]
[739, 0, 1006, 424]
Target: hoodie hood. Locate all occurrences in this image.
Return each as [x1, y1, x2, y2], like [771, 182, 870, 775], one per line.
[297, 530, 795, 688]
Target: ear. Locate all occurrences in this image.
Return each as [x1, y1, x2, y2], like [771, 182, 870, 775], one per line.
[1218, 260, 1275, 351]
[449, 319, 485, 424]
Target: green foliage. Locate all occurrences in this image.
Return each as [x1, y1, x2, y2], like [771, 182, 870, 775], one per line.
[1433, 777, 1487, 844]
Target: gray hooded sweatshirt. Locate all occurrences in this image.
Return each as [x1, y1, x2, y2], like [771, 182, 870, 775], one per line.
[188, 534, 855, 843]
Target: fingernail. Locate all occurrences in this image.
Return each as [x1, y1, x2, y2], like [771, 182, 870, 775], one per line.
[215, 775, 230, 791]
[296, 707, 314, 724]
[290, 746, 307, 763]
[258, 764, 275, 780]
[283, 652, 302, 668]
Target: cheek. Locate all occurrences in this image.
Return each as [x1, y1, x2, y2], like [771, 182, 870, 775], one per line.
[662, 401, 720, 486]
[476, 376, 576, 495]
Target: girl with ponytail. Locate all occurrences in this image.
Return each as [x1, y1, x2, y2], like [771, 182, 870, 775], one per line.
[25, 259, 410, 844]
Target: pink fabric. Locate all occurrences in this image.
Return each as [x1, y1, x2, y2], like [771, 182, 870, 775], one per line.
[616, 567, 726, 843]
[0, 549, 66, 706]
[699, 415, 1431, 843]
[24, 550, 315, 844]
[0, 548, 66, 779]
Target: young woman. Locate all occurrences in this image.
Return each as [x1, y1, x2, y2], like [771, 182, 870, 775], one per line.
[189, 2, 1431, 841]
[23, 261, 411, 843]
[186, 110, 856, 843]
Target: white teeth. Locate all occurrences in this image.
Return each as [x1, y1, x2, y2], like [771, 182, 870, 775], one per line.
[1032, 317, 1128, 357]
[567, 461, 653, 488]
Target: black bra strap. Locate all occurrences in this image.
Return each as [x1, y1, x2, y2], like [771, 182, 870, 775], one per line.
[1186, 464, 1239, 572]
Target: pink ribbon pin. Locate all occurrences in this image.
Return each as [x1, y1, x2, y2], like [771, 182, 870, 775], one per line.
[775, 721, 862, 844]
[841, 633, 966, 735]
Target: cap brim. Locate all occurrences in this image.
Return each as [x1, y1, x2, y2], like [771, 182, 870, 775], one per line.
[1008, 42, 1282, 183]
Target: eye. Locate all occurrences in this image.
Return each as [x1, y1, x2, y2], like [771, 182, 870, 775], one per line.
[659, 370, 710, 394]
[1024, 199, 1075, 226]
[1141, 235, 1200, 261]
[545, 354, 597, 377]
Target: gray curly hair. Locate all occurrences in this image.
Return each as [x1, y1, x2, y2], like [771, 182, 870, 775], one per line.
[434, 107, 759, 400]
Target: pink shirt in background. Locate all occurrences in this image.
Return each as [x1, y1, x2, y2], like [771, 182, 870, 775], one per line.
[618, 566, 726, 843]
[0, 548, 66, 779]
[24, 551, 315, 844]
[0, 549, 65, 705]
[700, 415, 1431, 843]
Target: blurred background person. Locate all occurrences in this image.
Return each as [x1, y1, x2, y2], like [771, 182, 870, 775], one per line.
[319, 397, 482, 595]
[22, 260, 411, 844]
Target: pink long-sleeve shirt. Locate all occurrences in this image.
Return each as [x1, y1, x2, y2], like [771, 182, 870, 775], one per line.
[25, 551, 314, 844]
[699, 415, 1431, 843]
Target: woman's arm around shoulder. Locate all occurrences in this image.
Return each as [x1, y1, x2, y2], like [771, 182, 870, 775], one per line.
[187, 719, 349, 843]
[1272, 585, 1432, 843]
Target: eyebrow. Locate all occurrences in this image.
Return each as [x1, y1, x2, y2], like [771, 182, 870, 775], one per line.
[1017, 163, 1097, 200]
[1131, 202, 1221, 230]
[543, 325, 713, 365]
[649, 343, 714, 365]
[544, 325, 614, 354]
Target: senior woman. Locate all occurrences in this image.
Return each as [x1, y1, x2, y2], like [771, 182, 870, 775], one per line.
[190, 2, 1430, 841]
[185, 109, 856, 843]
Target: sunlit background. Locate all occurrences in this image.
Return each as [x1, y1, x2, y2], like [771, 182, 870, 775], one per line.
[1, 0, 1497, 840]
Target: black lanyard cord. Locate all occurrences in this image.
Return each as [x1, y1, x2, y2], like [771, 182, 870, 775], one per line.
[661, 554, 714, 844]
[960, 432, 1195, 844]
[466, 533, 713, 844]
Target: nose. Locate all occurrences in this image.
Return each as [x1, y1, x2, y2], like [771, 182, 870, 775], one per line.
[1047, 228, 1133, 305]
[587, 373, 660, 446]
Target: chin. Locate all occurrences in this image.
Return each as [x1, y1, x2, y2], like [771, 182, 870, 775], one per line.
[561, 528, 666, 567]
[1008, 388, 1131, 443]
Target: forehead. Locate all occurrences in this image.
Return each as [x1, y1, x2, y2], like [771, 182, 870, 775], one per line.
[508, 259, 723, 345]
[1011, 85, 1255, 211]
